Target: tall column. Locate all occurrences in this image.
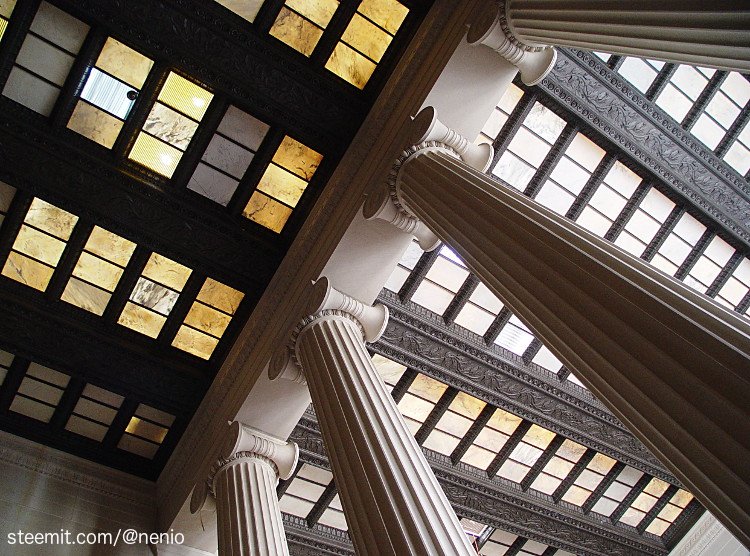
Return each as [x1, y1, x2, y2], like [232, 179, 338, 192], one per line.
[190, 422, 298, 556]
[270, 278, 475, 556]
[468, 0, 750, 72]
[366, 110, 750, 546]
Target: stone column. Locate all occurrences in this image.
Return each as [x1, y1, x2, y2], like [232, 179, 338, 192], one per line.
[270, 277, 475, 556]
[469, 0, 750, 73]
[366, 114, 750, 545]
[363, 106, 493, 252]
[190, 422, 298, 556]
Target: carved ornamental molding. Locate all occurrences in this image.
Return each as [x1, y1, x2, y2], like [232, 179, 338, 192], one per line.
[542, 49, 750, 249]
[375, 290, 674, 482]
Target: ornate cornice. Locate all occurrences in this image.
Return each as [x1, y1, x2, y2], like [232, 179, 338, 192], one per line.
[375, 289, 675, 482]
[542, 49, 750, 249]
[0, 430, 155, 509]
[668, 512, 722, 556]
[291, 416, 667, 556]
[284, 513, 354, 556]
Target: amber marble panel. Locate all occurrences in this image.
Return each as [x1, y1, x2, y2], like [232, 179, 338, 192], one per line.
[285, 0, 338, 27]
[197, 278, 244, 314]
[257, 164, 308, 208]
[25, 198, 78, 240]
[13, 225, 65, 266]
[96, 37, 153, 88]
[144, 103, 198, 150]
[215, 0, 264, 22]
[72, 251, 123, 291]
[118, 301, 167, 338]
[342, 13, 391, 62]
[243, 191, 292, 233]
[184, 302, 231, 337]
[157, 72, 212, 121]
[172, 325, 219, 360]
[141, 253, 191, 291]
[85, 226, 136, 267]
[61, 276, 111, 315]
[325, 42, 376, 89]
[67, 101, 122, 148]
[357, 0, 408, 34]
[272, 136, 322, 180]
[270, 7, 323, 57]
[2, 251, 54, 291]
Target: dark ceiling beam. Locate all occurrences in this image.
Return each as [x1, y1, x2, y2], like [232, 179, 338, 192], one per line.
[442, 274, 479, 325]
[715, 102, 750, 159]
[604, 182, 650, 242]
[486, 420, 532, 479]
[681, 72, 726, 131]
[0, 99, 280, 291]
[542, 49, 750, 250]
[645, 64, 677, 101]
[375, 289, 676, 483]
[642, 206, 685, 262]
[564, 154, 616, 221]
[414, 386, 458, 445]
[0, 280, 208, 414]
[290, 415, 669, 556]
[50, 0, 366, 153]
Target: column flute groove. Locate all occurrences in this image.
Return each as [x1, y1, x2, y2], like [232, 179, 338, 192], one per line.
[272, 278, 475, 556]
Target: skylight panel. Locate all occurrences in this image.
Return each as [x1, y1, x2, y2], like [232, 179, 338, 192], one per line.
[172, 278, 244, 360]
[68, 38, 154, 148]
[1, 198, 79, 292]
[494, 314, 534, 355]
[2, 2, 89, 116]
[647, 489, 693, 536]
[318, 493, 348, 531]
[685, 235, 735, 293]
[188, 105, 270, 206]
[493, 102, 565, 191]
[424, 391, 486, 456]
[118, 253, 192, 338]
[372, 353, 408, 392]
[270, 0, 339, 57]
[615, 188, 673, 257]
[716, 258, 750, 309]
[118, 403, 175, 459]
[9, 362, 70, 423]
[397, 373, 448, 435]
[0, 0, 16, 43]
[460, 408, 521, 470]
[477, 84, 525, 145]
[61, 226, 137, 316]
[65, 383, 124, 442]
[0, 180, 15, 229]
[563, 452, 616, 507]
[279, 463, 334, 519]
[617, 57, 660, 94]
[325, 0, 408, 89]
[243, 136, 322, 233]
[0, 348, 12, 385]
[214, 0, 264, 22]
[128, 72, 213, 178]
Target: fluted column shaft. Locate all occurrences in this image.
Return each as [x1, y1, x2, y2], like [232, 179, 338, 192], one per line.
[397, 149, 750, 547]
[214, 456, 289, 556]
[505, 0, 750, 71]
[295, 312, 475, 556]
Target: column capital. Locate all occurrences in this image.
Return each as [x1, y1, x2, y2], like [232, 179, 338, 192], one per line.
[467, 0, 557, 85]
[269, 277, 389, 383]
[190, 422, 298, 514]
[363, 106, 493, 250]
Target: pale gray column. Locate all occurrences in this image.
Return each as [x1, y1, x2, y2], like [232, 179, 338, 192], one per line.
[365, 110, 750, 545]
[191, 422, 298, 556]
[270, 278, 475, 556]
[468, 0, 750, 72]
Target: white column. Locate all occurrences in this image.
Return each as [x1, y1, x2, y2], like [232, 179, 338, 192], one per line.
[365, 114, 750, 546]
[469, 0, 750, 72]
[190, 422, 298, 556]
[270, 278, 475, 556]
